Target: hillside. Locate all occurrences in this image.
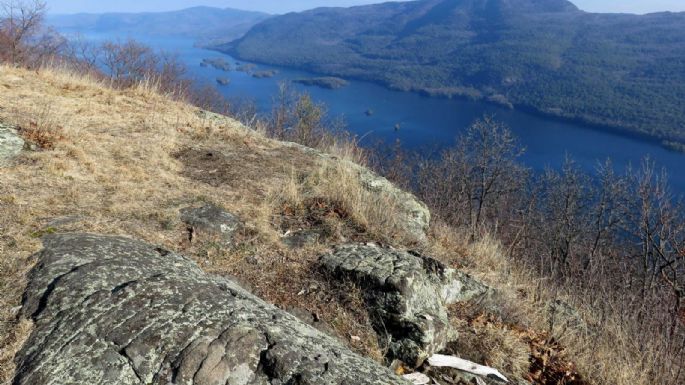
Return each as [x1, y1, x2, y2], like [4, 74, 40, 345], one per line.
[0, 64, 681, 385]
[49, 6, 271, 43]
[221, 0, 685, 145]
[0, 65, 425, 383]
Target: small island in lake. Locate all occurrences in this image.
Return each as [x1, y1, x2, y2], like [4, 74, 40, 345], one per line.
[201, 58, 231, 71]
[236, 63, 257, 73]
[252, 70, 278, 79]
[216, 77, 231, 86]
[662, 140, 685, 154]
[293, 77, 349, 89]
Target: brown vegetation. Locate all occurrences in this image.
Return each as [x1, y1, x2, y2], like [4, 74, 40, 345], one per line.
[0, 0, 60, 66]
[0, 53, 681, 385]
[378, 119, 685, 385]
[2, 4, 685, 385]
[0, 64, 410, 382]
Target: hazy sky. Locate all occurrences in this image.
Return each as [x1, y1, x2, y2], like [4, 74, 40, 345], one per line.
[45, 0, 685, 15]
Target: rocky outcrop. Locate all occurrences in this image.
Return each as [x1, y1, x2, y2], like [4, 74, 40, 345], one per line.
[319, 244, 486, 368]
[355, 168, 430, 244]
[14, 233, 409, 385]
[281, 141, 431, 244]
[181, 204, 242, 245]
[0, 123, 23, 166]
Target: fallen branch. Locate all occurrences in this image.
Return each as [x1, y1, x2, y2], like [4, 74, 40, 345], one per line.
[427, 354, 509, 383]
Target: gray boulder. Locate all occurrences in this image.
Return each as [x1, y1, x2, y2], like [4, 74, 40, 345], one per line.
[0, 123, 24, 166]
[180, 204, 241, 244]
[319, 244, 482, 368]
[14, 233, 409, 385]
[441, 269, 490, 305]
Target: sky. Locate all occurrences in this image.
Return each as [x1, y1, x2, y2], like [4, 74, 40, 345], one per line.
[44, 0, 685, 15]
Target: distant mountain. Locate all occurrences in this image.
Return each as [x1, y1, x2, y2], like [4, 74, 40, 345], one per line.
[220, 0, 685, 145]
[48, 6, 271, 44]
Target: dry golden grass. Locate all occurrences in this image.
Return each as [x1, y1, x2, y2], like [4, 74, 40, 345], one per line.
[427, 223, 664, 385]
[0, 63, 655, 385]
[0, 64, 406, 382]
[267, 160, 415, 244]
[449, 316, 531, 379]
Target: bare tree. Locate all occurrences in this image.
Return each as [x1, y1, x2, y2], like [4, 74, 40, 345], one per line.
[585, 160, 626, 269]
[0, 0, 48, 65]
[156, 51, 188, 94]
[100, 39, 158, 85]
[262, 83, 350, 149]
[414, 117, 527, 236]
[537, 158, 592, 275]
[270, 82, 295, 140]
[63, 33, 101, 72]
[465, 117, 527, 235]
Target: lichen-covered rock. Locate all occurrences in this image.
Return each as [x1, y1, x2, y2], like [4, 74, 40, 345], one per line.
[320, 244, 479, 367]
[180, 204, 241, 244]
[0, 123, 24, 166]
[441, 269, 489, 305]
[14, 233, 409, 385]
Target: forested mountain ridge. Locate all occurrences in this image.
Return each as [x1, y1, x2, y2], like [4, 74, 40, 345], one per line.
[49, 7, 271, 44]
[220, 0, 685, 145]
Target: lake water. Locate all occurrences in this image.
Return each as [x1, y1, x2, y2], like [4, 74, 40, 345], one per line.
[62, 32, 685, 193]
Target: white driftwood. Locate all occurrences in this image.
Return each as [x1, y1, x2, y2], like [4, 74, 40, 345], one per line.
[402, 372, 431, 384]
[427, 354, 509, 383]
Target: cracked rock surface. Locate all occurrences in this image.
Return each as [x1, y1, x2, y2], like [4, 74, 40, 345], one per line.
[320, 244, 486, 368]
[14, 233, 409, 385]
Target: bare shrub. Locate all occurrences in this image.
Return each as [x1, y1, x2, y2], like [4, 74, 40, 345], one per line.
[409, 117, 529, 237]
[393, 116, 685, 385]
[263, 83, 359, 153]
[0, 0, 63, 67]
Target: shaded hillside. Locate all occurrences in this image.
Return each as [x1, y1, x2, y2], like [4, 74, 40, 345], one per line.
[49, 6, 271, 43]
[221, 0, 685, 145]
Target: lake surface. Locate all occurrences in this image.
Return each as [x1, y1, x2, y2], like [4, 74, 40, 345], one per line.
[62, 32, 685, 193]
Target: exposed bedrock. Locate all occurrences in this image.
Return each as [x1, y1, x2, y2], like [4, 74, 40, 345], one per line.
[13, 233, 409, 385]
[319, 244, 488, 368]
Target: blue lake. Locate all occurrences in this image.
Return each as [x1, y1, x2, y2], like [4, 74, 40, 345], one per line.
[63, 32, 685, 193]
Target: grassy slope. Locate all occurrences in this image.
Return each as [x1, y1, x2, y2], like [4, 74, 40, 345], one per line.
[0, 65, 657, 385]
[0, 64, 422, 381]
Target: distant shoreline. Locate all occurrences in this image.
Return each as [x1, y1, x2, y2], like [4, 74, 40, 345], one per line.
[214, 47, 685, 154]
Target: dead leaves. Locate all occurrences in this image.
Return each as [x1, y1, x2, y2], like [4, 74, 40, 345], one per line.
[452, 304, 588, 385]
